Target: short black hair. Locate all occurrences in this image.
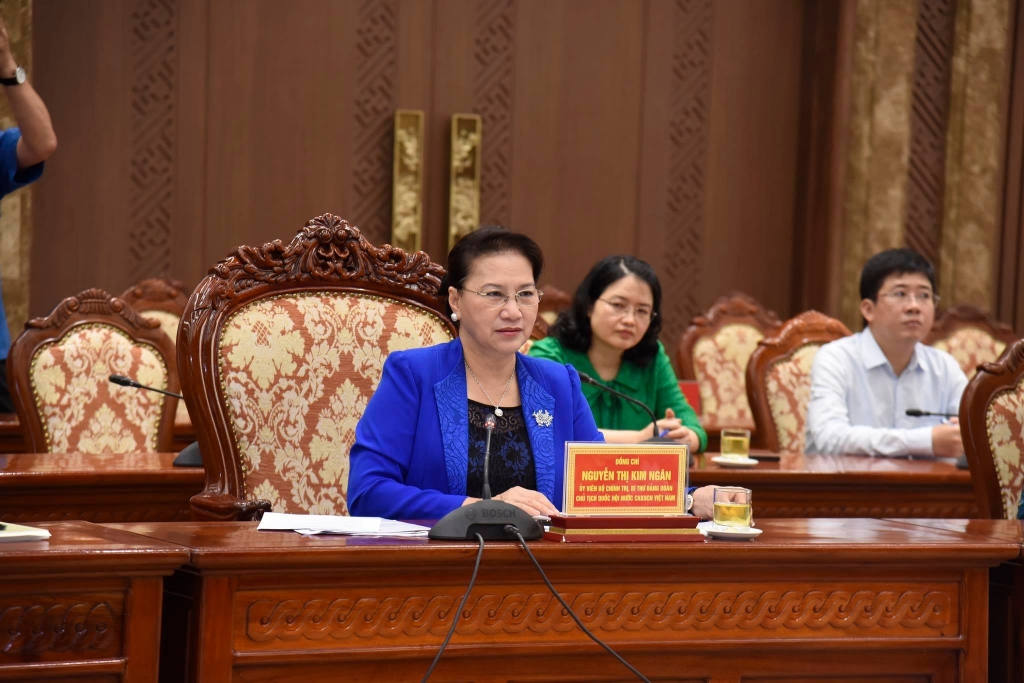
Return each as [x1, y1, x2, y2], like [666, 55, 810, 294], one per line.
[550, 255, 662, 367]
[859, 248, 937, 327]
[439, 225, 544, 319]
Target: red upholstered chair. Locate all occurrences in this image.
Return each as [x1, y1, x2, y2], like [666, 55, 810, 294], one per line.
[926, 304, 1018, 378]
[959, 339, 1024, 519]
[677, 293, 781, 429]
[121, 277, 191, 425]
[746, 311, 851, 453]
[179, 214, 456, 521]
[7, 288, 178, 453]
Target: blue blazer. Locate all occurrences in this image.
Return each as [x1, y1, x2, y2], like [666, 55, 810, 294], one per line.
[348, 338, 603, 519]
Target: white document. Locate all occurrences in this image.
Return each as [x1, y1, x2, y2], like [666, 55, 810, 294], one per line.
[0, 522, 52, 543]
[257, 512, 429, 537]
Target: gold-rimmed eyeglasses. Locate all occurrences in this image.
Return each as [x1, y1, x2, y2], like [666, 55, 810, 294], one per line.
[462, 288, 543, 308]
[597, 297, 655, 322]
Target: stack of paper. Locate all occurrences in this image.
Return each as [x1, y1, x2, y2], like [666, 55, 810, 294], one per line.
[257, 512, 430, 537]
[0, 522, 51, 543]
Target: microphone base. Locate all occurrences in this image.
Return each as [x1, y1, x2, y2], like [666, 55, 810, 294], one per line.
[428, 500, 544, 541]
[955, 454, 969, 469]
[642, 436, 677, 444]
[172, 442, 203, 467]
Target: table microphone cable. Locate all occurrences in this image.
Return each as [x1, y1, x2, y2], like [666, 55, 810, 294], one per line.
[509, 527, 652, 683]
[420, 533, 485, 683]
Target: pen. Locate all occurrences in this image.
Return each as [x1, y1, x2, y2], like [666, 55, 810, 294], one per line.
[659, 429, 670, 437]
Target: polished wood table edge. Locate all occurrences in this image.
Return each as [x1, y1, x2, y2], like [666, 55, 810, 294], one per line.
[106, 519, 1022, 571]
[0, 452, 205, 486]
[0, 660, 127, 680]
[883, 518, 1024, 545]
[0, 521, 191, 574]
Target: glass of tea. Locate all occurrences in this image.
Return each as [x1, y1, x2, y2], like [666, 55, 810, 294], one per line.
[712, 486, 752, 528]
[720, 428, 751, 459]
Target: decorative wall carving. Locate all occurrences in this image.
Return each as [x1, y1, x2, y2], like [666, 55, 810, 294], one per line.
[129, 0, 176, 283]
[661, 0, 714, 346]
[245, 587, 953, 643]
[448, 114, 482, 250]
[474, 0, 515, 227]
[0, 598, 121, 656]
[391, 110, 425, 253]
[904, 0, 956, 269]
[352, 0, 398, 246]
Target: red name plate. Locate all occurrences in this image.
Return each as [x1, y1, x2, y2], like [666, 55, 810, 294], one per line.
[563, 443, 688, 515]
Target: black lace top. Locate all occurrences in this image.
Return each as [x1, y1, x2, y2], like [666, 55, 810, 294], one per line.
[466, 399, 536, 498]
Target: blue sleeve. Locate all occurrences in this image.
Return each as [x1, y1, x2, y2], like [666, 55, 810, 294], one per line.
[0, 128, 43, 196]
[348, 353, 467, 519]
[567, 363, 603, 442]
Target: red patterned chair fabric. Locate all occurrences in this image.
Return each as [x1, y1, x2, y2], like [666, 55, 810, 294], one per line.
[677, 293, 781, 428]
[960, 340, 1024, 519]
[7, 289, 178, 453]
[180, 215, 456, 521]
[745, 311, 851, 453]
[926, 305, 1018, 378]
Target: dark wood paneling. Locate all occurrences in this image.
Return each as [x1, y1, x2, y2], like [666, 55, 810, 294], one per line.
[998, 0, 1024, 334]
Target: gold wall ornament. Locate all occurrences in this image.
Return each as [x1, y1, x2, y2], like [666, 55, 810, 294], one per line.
[391, 110, 425, 253]
[448, 114, 482, 251]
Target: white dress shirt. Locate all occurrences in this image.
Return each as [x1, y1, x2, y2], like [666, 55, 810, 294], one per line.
[804, 327, 968, 456]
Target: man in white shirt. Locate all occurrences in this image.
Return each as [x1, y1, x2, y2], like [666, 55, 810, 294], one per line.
[805, 249, 967, 457]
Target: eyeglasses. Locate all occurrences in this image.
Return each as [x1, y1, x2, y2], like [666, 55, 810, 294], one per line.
[597, 298, 655, 322]
[878, 290, 940, 306]
[462, 288, 543, 308]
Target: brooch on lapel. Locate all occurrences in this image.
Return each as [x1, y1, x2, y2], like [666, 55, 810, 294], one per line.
[532, 410, 553, 428]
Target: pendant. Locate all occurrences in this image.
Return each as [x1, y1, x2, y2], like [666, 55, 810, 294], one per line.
[494, 408, 503, 417]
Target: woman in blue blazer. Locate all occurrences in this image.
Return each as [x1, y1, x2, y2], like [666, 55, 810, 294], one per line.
[349, 227, 600, 520]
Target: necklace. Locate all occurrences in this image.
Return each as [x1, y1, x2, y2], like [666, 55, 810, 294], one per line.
[465, 361, 515, 417]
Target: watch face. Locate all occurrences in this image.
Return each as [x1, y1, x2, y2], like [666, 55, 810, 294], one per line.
[14, 67, 25, 84]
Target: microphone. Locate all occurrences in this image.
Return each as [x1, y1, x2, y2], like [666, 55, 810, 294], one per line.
[108, 374, 202, 468]
[905, 408, 958, 418]
[481, 413, 496, 500]
[109, 374, 183, 400]
[576, 371, 674, 443]
[428, 409, 543, 541]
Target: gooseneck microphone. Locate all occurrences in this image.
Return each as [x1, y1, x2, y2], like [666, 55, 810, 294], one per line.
[109, 374, 184, 400]
[577, 371, 674, 443]
[428, 409, 543, 541]
[906, 408, 958, 418]
[108, 374, 202, 468]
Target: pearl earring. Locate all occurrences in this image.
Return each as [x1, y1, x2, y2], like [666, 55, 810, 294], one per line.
[451, 313, 459, 321]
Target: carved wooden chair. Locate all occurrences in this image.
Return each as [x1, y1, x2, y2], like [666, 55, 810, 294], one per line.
[959, 339, 1024, 519]
[925, 304, 1019, 378]
[7, 288, 178, 453]
[121, 277, 191, 424]
[677, 293, 782, 428]
[180, 214, 456, 521]
[538, 284, 572, 326]
[746, 311, 851, 453]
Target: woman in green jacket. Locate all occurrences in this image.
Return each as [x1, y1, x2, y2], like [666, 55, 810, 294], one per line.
[529, 256, 706, 453]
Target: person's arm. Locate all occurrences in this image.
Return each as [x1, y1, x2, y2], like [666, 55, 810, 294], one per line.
[806, 348, 933, 456]
[348, 354, 467, 519]
[0, 18, 56, 170]
[652, 345, 707, 452]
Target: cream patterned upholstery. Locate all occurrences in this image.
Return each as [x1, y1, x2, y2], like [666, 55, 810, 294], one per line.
[984, 378, 1024, 519]
[217, 292, 452, 515]
[692, 323, 764, 425]
[932, 326, 1007, 378]
[764, 344, 823, 454]
[30, 323, 169, 453]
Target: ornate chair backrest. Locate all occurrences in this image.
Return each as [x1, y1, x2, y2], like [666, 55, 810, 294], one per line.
[960, 340, 1024, 519]
[121, 277, 191, 424]
[746, 311, 851, 453]
[179, 215, 456, 521]
[7, 288, 178, 453]
[926, 304, 1018, 378]
[677, 293, 782, 427]
[538, 285, 572, 326]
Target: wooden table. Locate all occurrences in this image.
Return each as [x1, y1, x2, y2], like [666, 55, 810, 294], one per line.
[111, 518, 1019, 682]
[690, 451, 978, 518]
[0, 452, 204, 523]
[0, 412, 196, 453]
[0, 521, 190, 682]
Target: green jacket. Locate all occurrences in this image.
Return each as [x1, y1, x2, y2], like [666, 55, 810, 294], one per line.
[528, 336, 707, 452]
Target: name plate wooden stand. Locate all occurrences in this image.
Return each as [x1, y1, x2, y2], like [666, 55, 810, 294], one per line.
[547, 443, 701, 542]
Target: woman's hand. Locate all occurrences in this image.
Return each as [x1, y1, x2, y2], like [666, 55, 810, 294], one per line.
[467, 486, 558, 516]
[647, 408, 700, 452]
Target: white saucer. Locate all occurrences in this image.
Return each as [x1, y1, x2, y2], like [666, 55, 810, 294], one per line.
[697, 521, 762, 540]
[711, 455, 759, 468]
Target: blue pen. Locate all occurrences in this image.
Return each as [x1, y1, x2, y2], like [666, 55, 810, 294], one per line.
[659, 429, 670, 437]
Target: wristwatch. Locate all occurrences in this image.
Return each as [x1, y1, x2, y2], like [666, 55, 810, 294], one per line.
[0, 67, 26, 87]
[685, 492, 694, 513]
